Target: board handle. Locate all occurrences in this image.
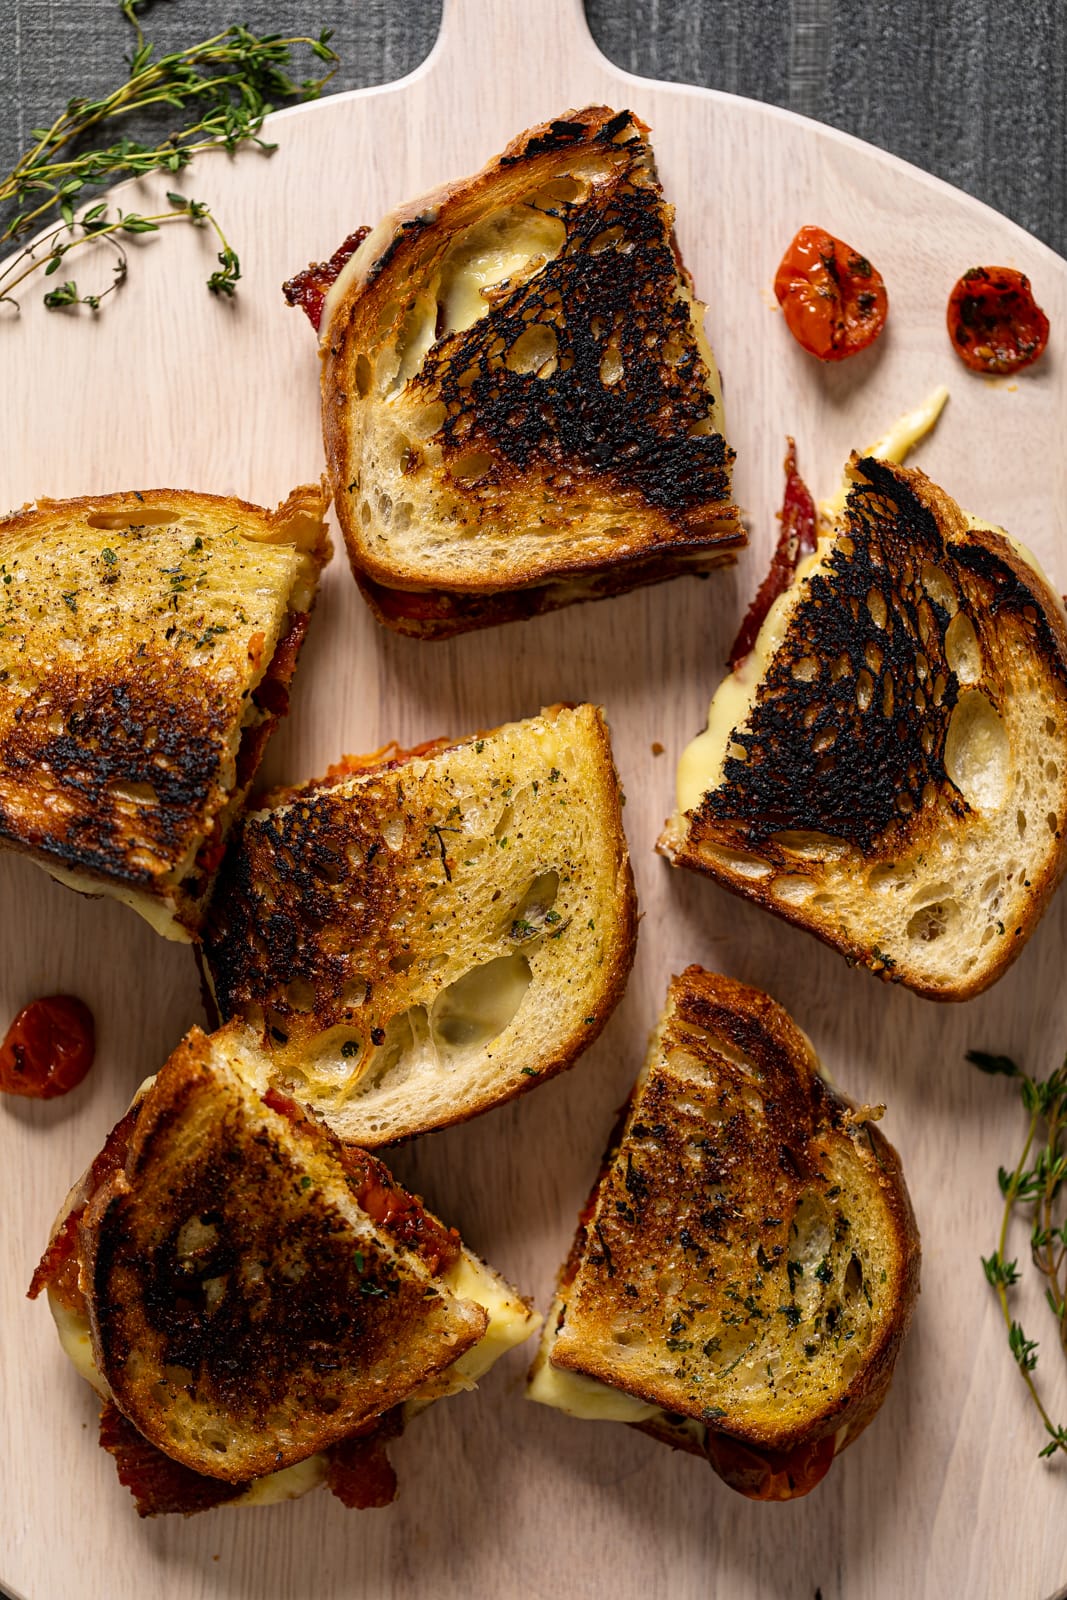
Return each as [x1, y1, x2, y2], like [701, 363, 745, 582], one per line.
[427, 0, 600, 80]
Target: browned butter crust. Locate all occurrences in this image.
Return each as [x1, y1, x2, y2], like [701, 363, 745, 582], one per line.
[549, 970, 920, 1486]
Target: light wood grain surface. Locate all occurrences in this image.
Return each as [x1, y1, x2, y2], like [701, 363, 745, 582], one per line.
[2, 3, 1066, 1597]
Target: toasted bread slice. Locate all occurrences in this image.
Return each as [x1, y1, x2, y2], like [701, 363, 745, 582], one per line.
[531, 960, 921, 1497]
[202, 703, 637, 1146]
[315, 105, 743, 634]
[32, 1027, 539, 1512]
[660, 457, 1067, 998]
[77, 1025, 488, 1483]
[528, 968, 920, 1499]
[0, 486, 330, 940]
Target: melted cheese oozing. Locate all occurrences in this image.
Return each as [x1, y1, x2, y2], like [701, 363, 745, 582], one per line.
[526, 1298, 660, 1423]
[436, 211, 565, 337]
[818, 386, 949, 524]
[406, 1251, 540, 1416]
[36, 860, 193, 943]
[49, 1245, 536, 1505]
[439, 1251, 540, 1383]
[527, 1356, 662, 1423]
[235, 1454, 327, 1506]
[676, 388, 951, 815]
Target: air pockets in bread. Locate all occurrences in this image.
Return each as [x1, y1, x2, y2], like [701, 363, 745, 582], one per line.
[316, 105, 744, 636]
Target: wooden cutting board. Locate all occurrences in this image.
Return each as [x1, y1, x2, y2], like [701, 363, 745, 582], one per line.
[3, 2, 1066, 1595]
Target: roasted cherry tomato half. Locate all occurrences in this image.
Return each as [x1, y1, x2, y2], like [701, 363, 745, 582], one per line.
[946, 265, 1049, 374]
[0, 995, 96, 1099]
[774, 226, 888, 361]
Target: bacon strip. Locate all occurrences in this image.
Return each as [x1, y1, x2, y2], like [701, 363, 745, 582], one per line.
[282, 227, 372, 332]
[702, 1427, 837, 1501]
[314, 737, 455, 787]
[250, 609, 311, 721]
[99, 1402, 248, 1517]
[325, 1410, 403, 1509]
[28, 1103, 141, 1308]
[727, 438, 817, 672]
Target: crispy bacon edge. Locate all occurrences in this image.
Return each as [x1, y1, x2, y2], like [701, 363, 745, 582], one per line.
[282, 227, 372, 332]
[727, 437, 816, 672]
[98, 1401, 405, 1517]
[325, 1409, 404, 1509]
[702, 1427, 837, 1501]
[28, 1103, 141, 1309]
[99, 1402, 249, 1517]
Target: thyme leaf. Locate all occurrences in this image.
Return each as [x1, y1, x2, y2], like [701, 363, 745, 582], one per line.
[969, 1047, 1067, 1462]
[0, 4, 337, 311]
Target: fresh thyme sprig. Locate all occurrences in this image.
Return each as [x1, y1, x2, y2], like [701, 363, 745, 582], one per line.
[968, 1047, 1067, 1461]
[0, 2, 337, 310]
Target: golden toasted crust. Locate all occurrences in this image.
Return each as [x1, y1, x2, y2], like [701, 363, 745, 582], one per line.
[320, 105, 743, 622]
[202, 704, 637, 1146]
[80, 1027, 486, 1483]
[660, 459, 1067, 999]
[0, 486, 330, 934]
[549, 969, 920, 1459]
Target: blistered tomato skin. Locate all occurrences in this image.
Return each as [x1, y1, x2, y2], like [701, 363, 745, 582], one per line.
[774, 226, 888, 361]
[0, 995, 96, 1099]
[947, 266, 1050, 374]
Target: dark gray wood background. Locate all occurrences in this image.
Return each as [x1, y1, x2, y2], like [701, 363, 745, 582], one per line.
[1, 0, 1065, 258]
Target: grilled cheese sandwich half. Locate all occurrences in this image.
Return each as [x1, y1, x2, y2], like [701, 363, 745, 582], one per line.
[528, 969, 920, 1501]
[30, 1023, 538, 1516]
[0, 486, 330, 940]
[311, 105, 744, 638]
[662, 398, 1067, 998]
[202, 704, 637, 1146]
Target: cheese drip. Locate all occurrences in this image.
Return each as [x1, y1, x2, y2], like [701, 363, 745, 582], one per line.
[527, 1294, 662, 1424]
[51, 1248, 536, 1507]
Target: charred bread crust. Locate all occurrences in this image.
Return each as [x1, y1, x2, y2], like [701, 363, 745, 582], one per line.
[319, 104, 743, 615]
[202, 704, 637, 1147]
[79, 1029, 485, 1482]
[0, 486, 330, 933]
[549, 969, 920, 1459]
[661, 459, 1067, 999]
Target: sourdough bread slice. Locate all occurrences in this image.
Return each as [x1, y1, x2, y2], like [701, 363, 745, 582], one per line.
[316, 105, 743, 631]
[202, 703, 637, 1145]
[79, 1025, 487, 1482]
[0, 486, 330, 939]
[529, 968, 920, 1500]
[660, 457, 1067, 998]
[32, 1025, 540, 1512]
